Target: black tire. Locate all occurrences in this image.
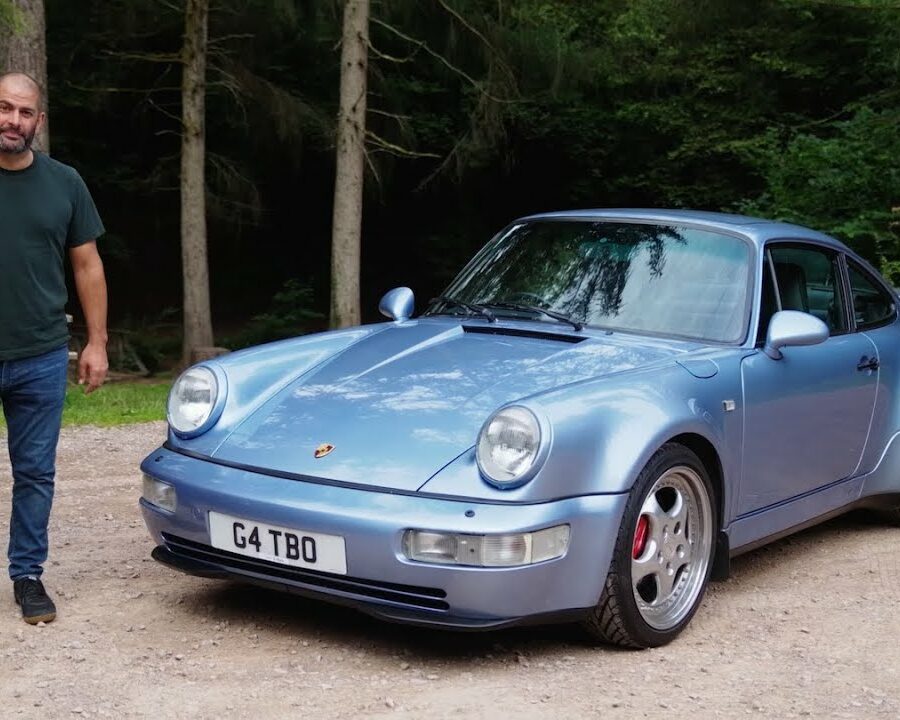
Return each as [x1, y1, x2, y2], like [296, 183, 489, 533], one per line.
[582, 443, 717, 648]
[873, 505, 900, 526]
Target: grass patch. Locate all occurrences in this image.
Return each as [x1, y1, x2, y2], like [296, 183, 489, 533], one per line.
[1, 380, 171, 428]
[62, 381, 171, 426]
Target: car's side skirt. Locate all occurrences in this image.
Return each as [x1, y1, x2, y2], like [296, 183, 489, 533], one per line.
[727, 474, 864, 554]
[728, 431, 900, 556]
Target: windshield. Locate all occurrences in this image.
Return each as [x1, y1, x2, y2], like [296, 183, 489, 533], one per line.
[431, 220, 752, 343]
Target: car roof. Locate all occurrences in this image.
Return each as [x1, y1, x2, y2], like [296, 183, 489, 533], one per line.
[518, 208, 845, 250]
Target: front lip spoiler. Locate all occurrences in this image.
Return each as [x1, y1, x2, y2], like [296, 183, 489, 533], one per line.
[152, 545, 228, 579]
[151, 545, 591, 631]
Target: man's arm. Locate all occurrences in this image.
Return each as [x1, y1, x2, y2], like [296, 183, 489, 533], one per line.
[69, 241, 109, 393]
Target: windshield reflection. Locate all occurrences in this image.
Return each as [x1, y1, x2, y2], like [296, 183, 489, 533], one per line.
[432, 220, 751, 343]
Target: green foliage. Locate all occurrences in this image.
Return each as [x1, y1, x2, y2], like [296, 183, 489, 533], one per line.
[36, 0, 900, 333]
[0, 0, 20, 32]
[127, 327, 182, 376]
[743, 108, 900, 280]
[221, 279, 324, 349]
[0, 382, 171, 428]
[62, 381, 170, 426]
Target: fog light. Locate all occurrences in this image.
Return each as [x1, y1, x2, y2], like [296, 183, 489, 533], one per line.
[142, 474, 177, 513]
[403, 525, 570, 567]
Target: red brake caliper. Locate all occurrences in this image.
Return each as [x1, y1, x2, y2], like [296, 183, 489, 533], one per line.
[632, 515, 649, 559]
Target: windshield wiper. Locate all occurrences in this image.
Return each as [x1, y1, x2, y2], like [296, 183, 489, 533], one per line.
[487, 301, 584, 331]
[430, 295, 496, 322]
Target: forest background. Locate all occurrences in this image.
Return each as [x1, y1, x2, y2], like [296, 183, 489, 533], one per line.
[2, 0, 900, 372]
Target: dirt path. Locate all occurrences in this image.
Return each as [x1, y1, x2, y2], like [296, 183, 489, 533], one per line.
[1, 423, 898, 719]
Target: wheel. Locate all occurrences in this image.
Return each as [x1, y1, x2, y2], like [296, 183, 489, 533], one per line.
[582, 443, 716, 648]
[873, 505, 900, 526]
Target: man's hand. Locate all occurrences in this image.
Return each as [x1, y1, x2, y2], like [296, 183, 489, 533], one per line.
[79, 341, 108, 394]
[69, 240, 109, 394]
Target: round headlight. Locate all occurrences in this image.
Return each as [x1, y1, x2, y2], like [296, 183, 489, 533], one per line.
[476, 406, 542, 487]
[168, 366, 219, 436]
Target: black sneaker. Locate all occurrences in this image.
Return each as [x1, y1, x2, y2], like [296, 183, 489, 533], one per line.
[13, 578, 57, 625]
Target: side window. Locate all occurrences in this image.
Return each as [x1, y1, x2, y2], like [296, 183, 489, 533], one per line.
[769, 245, 847, 334]
[847, 261, 896, 330]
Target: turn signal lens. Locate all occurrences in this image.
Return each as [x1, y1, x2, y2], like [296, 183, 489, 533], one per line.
[481, 534, 529, 566]
[404, 531, 458, 564]
[532, 525, 571, 563]
[142, 474, 177, 513]
[403, 525, 570, 567]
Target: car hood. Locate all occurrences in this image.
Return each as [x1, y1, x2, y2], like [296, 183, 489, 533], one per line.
[212, 320, 695, 491]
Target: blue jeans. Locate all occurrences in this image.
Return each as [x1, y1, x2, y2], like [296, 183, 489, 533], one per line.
[0, 346, 69, 580]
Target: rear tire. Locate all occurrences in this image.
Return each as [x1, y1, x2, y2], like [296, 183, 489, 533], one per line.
[582, 443, 717, 648]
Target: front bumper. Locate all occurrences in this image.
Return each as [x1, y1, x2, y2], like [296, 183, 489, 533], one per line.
[140, 446, 628, 629]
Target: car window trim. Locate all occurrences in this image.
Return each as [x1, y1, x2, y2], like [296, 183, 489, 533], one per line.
[753, 248, 780, 347]
[765, 248, 782, 312]
[845, 256, 899, 331]
[762, 238, 850, 338]
[836, 253, 854, 333]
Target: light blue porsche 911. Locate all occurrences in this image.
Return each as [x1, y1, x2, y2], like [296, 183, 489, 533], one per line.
[140, 209, 900, 647]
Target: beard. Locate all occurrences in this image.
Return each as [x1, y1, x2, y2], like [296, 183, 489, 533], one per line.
[0, 124, 36, 154]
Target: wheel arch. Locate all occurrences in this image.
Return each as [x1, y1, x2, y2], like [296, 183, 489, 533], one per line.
[581, 434, 723, 647]
[666, 432, 730, 579]
[667, 432, 724, 526]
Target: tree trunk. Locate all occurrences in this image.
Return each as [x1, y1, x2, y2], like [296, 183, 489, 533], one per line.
[2, 0, 49, 153]
[180, 0, 214, 367]
[330, 0, 369, 329]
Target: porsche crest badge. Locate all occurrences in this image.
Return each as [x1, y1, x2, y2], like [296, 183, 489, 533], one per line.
[314, 443, 335, 459]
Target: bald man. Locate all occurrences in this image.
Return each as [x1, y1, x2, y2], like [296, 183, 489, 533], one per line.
[0, 71, 108, 624]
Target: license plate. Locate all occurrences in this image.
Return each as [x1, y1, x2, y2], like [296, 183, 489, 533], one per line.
[208, 511, 347, 575]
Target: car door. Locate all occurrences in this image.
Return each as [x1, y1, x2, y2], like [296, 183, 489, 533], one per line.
[738, 243, 878, 517]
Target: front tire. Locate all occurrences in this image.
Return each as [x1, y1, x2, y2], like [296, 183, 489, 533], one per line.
[873, 505, 900, 526]
[582, 443, 716, 648]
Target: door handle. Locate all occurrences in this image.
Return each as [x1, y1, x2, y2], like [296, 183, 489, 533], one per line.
[857, 355, 879, 372]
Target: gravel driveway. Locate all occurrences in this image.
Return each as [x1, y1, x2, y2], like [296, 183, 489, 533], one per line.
[1, 423, 898, 719]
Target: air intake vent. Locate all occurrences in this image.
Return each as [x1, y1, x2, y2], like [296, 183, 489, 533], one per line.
[161, 533, 449, 611]
[463, 325, 586, 343]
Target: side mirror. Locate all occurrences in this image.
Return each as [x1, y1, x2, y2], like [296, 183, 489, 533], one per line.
[379, 287, 414, 322]
[764, 310, 829, 360]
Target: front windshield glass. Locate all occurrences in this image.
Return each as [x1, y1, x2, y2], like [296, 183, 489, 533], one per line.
[432, 220, 752, 343]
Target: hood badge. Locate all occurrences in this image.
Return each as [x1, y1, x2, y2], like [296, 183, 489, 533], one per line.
[314, 443, 335, 459]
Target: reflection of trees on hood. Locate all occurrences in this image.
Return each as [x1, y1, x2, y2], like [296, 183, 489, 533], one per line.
[451, 222, 685, 321]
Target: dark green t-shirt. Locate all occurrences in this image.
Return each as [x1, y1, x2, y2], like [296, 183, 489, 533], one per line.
[0, 152, 105, 361]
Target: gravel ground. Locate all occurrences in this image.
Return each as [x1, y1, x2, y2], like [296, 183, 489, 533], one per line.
[1, 422, 899, 719]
